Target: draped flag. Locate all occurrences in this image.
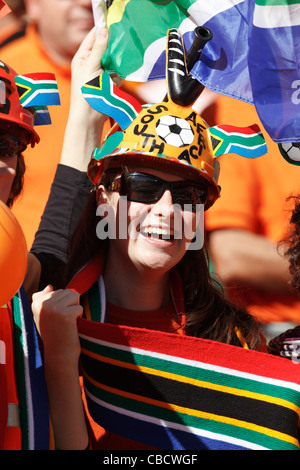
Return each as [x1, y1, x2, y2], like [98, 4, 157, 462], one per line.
[78, 319, 300, 450]
[94, 0, 300, 144]
[249, 0, 300, 144]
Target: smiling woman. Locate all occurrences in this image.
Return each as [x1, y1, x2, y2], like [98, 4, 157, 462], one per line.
[31, 26, 266, 451]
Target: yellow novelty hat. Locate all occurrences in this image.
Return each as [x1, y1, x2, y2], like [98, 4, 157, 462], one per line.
[88, 99, 221, 209]
[82, 28, 267, 210]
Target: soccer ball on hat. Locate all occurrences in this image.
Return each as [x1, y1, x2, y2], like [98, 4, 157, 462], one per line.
[279, 142, 300, 165]
[155, 115, 194, 148]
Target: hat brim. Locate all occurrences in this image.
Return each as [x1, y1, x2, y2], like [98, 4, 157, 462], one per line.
[88, 151, 220, 210]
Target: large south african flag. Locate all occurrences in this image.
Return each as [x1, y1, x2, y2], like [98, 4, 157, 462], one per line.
[78, 319, 300, 450]
[94, 0, 300, 144]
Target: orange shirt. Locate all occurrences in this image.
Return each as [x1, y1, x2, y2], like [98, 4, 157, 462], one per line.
[205, 94, 300, 324]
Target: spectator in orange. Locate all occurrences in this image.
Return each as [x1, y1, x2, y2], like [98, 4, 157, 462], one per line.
[0, 0, 98, 248]
[205, 94, 300, 341]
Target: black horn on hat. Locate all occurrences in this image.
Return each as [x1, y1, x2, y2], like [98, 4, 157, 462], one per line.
[165, 26, 213, 106]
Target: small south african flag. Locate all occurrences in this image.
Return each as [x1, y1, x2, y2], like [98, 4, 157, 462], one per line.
[208, 124, 268, 158]
[14, 73, 60, 108]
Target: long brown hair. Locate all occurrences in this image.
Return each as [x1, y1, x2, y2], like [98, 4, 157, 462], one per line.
[64, 183, 263, 350]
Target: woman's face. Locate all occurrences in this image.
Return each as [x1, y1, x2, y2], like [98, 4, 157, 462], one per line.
[97, 166, 204, 274]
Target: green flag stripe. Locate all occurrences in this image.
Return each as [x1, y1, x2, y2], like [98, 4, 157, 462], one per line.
[85, 281, 102, 322]
[256, 0, 300, 6]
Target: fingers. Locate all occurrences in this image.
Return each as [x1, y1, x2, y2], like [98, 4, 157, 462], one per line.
[70, 26, 109, 98]
[32, 284, 53, 304]
[72, 26, 108, 67]
[33, 286, 81, 311]
[74, 26, 97, 58]
[93, 27, 109, 66]
[110, 73, 123, 88]
[32, 287, 83, 362]
[82, 27, 109, 77]
[32, 287, 83, 327]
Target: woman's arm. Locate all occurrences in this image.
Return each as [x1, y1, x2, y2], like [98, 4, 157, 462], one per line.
[60, 26, 109, 171]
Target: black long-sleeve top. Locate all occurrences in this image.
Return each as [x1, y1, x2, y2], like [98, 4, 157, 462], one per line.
[30, 164, 93, 290]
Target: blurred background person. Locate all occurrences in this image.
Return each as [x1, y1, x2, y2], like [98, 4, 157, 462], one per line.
[0, 1, 27, 48]
[0, 0, 98, 248]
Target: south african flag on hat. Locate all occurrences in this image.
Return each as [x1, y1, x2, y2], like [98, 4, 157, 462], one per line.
[208, 124, 268, 158]
[0, 1, 10, 18]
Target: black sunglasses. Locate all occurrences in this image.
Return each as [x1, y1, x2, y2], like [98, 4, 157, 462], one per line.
[107, 172, 208, 211]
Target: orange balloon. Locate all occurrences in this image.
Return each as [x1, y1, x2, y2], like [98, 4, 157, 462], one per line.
[0, 201, 27, 306]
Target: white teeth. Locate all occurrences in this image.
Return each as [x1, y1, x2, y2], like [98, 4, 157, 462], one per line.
[143, 227, 174, 236]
